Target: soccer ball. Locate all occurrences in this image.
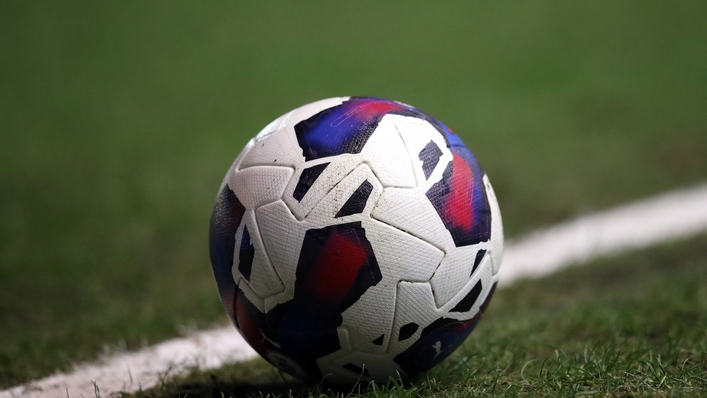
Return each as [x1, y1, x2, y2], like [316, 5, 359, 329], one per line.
[209, 97, 503, 385]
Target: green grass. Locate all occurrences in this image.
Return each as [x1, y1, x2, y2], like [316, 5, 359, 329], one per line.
[2, 0, 707, 389]
[126, 234, 707, 397]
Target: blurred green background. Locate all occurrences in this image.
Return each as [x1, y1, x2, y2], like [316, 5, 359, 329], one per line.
[1, 1, 706, 388]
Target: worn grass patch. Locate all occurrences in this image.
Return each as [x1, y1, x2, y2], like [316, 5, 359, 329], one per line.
[126, 234, 707, 397]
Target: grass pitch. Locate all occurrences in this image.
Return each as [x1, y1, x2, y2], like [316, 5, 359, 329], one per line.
[127, 234, 707, 397]
[2, 0, 707, 390]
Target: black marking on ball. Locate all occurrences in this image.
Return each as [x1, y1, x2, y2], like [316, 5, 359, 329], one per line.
[451, 280, 483, 313]
[293, 162, 329, 202]
[471, 249, 486, 276]
[398, 323, 419, 341]
[372, 334, 385, 346]
[335, 180, 374, 218]
[238, 225, 255, 281]
[418, 140, 443, 179]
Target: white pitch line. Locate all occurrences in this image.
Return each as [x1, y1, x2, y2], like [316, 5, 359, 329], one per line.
[0, 328, 258, 398]
[3, 182, 707, 398]
[499, 182, 707, 286]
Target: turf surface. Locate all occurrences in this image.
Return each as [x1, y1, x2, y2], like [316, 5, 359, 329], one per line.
[2, 0, 707, 389]
[127, 234, 707, 397]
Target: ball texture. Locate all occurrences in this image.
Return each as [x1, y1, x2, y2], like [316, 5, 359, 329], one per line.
[209, 97, 503, 385]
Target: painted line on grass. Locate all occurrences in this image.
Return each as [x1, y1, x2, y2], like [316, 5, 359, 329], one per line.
[499, 182, 707, 286]
[0, 328, 258, 398]
[3, 182, 707, 398]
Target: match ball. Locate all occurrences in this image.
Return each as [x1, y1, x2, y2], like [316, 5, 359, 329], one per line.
[209, 97, 503, 385]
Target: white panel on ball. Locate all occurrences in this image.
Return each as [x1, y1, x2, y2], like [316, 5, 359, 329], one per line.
[282, 155, 362, 220]
[228, 166, 293, 210]
[255, 200, 305, 300]
[338, 283, 392, 356]
[364, 219, 444, 282]
[441, 265, 496, 316]
[253, 110, 293, 141]
[360, 115, 416, 188]
[233, 210, 285, 299]
[372, 187, 452, 251]
[239, 128, 304, 169]
[428, 246, 482, 307]
[389, 282, 440, 354]
[484, 174, 504, 276]
[391, 115, 453, 187]
[305, 164, 381, 223]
